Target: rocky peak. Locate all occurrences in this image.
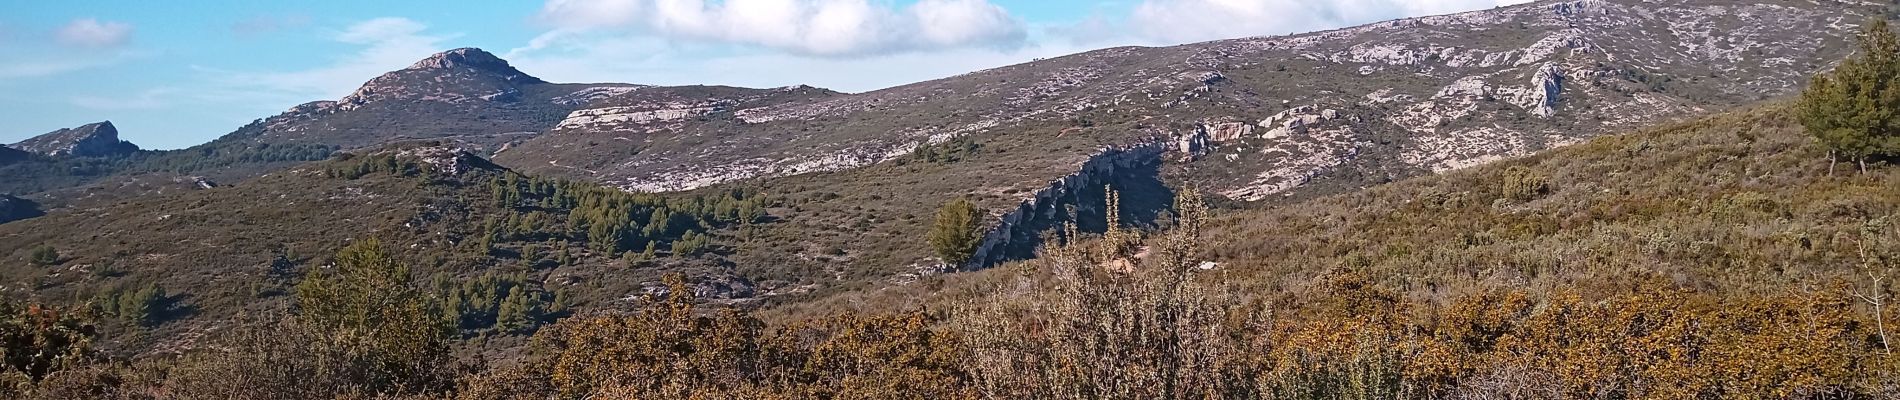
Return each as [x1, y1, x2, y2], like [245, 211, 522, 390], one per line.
[10, 121, 140, 158]
[404, 47, 543, 84]
[330, 48, 546, 113]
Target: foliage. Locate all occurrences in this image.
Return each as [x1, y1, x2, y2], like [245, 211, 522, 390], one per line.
[292, 239, 453, 395]
[131, 141, 335, 175]
[0, 301, 94, 385]
[457, 274, 975, 399]
[91, 284, 167, 326]
[910, 137, 982, 164]
[1499, 165, 1550, 202]
[434, 271, 556, 334]
[928, 198, 983, 267]
[325, 153, 422, 179]
[1798, 18, 1900, 172]
[28, 246, 58, 266]
[483, 174, 762, 255]
[963, 188, 1240, 399]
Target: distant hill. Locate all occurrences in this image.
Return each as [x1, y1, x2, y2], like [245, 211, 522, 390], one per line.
[9, 121, 139, 158]
[498, 0, 1868, 201]
[0, 142, 785, 354]
[221, 48, 652, 152]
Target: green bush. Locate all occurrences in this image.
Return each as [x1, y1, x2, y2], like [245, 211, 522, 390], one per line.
[928, 198, 984, 267]
[28, 246, 58, 266]
[1798, 18, 1900, 173]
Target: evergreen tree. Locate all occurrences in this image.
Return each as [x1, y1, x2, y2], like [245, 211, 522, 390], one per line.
[294, 239, 450, 388]
[497, 286, 538, 333]
[929, 198, 985, 267]
[1798, 18, 1900, 174]
[28, 245, 58, 266]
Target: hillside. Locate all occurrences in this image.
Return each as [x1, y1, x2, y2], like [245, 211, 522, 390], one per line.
[487, 0, 1877, 287]
[1, 0, 1898, 395]
[0, 0, 1883, 348]
[499, 0, 1867, 200]
[1204, 104, 1897, 299]
[716, 102, 1900, 399]
[768, 102, 1899, 317]
[7, 91, 1894, 400]
[0, 144, 777, 354]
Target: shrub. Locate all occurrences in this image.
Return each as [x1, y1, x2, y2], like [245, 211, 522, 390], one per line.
[1798, 18, 1900, 173]
[928, 198, 983, 267]
[1500, 166, 1550, 202]
[28, 246, 58, 266]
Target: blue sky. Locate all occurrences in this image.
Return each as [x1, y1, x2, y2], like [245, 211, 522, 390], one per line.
[0, 0, 1525, 149]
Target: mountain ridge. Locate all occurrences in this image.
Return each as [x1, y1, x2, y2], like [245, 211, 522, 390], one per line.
[9, 121, 140, 158]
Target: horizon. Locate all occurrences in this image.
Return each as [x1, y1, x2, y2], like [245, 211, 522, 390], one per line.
[1, 0, 1530, 150]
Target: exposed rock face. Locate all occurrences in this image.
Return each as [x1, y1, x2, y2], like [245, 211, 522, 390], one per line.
[1514, 63, 1566, 118]
[405, 48, 544, 82]
[10, 121, 140, 157]
[963, 141, 1169, 270]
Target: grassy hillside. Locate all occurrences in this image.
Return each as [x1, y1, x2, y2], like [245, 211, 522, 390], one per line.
[1205, 104, 1896, 299]
[2, 103, 1895, 399]
[0, 144, 775, 355]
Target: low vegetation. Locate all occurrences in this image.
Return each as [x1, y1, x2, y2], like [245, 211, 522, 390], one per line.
[0, 23, 1897, 398]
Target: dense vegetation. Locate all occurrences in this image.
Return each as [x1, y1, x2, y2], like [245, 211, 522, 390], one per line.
[1799, 19, 1900, 173]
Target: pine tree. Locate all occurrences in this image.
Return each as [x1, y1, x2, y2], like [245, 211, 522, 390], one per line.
[929, 198, 985, 267]
[294, 239, 450, 384]
[29, 245, 59, 266]
[1798, 18, 1900, 174]
[497, 286, 538, 333]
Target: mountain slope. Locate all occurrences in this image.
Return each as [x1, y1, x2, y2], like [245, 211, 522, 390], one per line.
[0, 143, 794, 354]
[775, 101, 1899, 335]
[216, 48, 614, 151]
[479, 0, 1876, 287]
[499, 0, 1869, 202]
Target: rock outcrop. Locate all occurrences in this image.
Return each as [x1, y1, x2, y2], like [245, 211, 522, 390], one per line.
[963, 140, 1169, 270]
[10, 121, 140, 157]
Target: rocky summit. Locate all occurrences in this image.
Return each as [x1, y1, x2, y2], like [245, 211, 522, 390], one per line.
[9, 121, 139, 158]
[220, 48, 623, 151]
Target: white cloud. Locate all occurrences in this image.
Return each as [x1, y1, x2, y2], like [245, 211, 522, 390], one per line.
[70, 87, 176, 110]
[204, 17, 458, 102]
[55, 18, 133, 48]
[534, 0, 1026, 57]
[0, 50, 141, 79]
[1128, 0, 1532, 45]
[507, 29, 1087, 93]
[0, 59, 114, 79]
